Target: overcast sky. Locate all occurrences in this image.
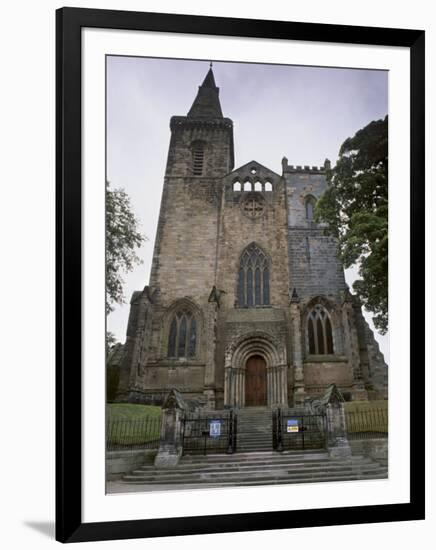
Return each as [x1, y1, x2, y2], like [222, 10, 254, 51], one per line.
[106, 56, 389, 362]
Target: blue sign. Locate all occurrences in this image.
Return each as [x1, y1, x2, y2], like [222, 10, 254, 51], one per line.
[287, 419, 299, 433]
[209, 420, 221, 438]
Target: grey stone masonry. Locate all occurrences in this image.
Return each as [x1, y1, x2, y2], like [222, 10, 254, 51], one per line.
[114, 68, 388, 408]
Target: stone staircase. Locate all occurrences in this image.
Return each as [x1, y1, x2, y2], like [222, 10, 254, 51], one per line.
[120, 451, 388, 491]
[236, 407, 273, 452]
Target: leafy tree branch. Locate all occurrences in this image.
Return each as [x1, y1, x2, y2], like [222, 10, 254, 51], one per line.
[106, 181, 146, 315]
[315, 116, 388, 333]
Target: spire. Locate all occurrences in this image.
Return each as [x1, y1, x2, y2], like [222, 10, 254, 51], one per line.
[187, 67, 223, 119]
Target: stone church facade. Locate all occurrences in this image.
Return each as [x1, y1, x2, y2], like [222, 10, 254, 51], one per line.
[115, 67, 388, 409]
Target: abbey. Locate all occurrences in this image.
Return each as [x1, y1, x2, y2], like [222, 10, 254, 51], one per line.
[115, 67, 388, 409]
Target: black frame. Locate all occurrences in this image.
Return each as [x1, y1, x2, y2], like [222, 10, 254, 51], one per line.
[56, 7, 425, 543]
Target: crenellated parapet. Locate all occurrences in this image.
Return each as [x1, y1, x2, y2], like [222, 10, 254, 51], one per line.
[282, 157, 331, 175]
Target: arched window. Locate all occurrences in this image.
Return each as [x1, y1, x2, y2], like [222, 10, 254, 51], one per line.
[264, 181, 273, 192]
[192, 142, 205, 175]
[254, 181, 262, 191]
[233, 181, 241, 191]
[237, 243, 270, 307]
[307, 305, 334, 354]
[305, 195, 316, 221]
[168, 310, 197, 358]
[243, 181, 252, 191]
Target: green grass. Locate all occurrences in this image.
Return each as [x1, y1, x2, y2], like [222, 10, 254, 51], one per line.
[106, 403, 161, 420]
[106, 404, 162, 446]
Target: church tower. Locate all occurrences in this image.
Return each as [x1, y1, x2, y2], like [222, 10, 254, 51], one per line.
[149, 67, 234, 297]
[117, 68, 234, 404]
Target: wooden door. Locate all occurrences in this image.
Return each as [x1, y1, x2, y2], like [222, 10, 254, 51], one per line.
[245, 355, 267, 406]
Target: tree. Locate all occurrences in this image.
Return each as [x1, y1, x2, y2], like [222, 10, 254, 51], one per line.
[106, 181, 146, 315]
[106, 330, 118, 354]
[315, 116, 388, 333]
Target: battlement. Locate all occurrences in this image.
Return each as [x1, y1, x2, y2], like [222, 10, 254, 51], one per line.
[281, 157, 331, 175]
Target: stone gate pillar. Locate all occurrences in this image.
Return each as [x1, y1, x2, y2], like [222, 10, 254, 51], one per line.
[154, 389, 189, 468]
[315, 384, 352, 459]
[326, 401, 352, 459]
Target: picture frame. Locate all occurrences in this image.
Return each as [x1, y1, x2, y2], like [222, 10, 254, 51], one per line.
[56, 6, 425, 543]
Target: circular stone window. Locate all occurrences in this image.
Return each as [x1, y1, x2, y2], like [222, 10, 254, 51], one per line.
[241, 194, 266, 219]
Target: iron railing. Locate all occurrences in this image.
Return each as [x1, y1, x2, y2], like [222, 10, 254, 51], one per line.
[182, 410, 237, 455]
[106, 416, 161, 452]
[345, 408, 388, 440]
[273, 408, 327, 451]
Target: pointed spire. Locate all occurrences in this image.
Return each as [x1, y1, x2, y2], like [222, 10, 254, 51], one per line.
[187, 66, 223, 119]
[201, 67, 217, 88]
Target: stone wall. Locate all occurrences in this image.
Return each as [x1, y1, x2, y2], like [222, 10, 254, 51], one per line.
[284, 167, 347, 300]
[303, 359, 354, 395]
[287, 229, 347, 298]
[106, 450, 156, 480]
[349, 438, 388, 463]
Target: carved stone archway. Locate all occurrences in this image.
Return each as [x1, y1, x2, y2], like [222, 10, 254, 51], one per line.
[224, 331, 287, 408]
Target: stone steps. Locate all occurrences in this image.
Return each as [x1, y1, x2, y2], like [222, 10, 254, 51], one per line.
[236, 407, 273, 452]
[120, 473, 389, 491]
[128, 462, 382, 480]
[181, 450, 331, 463]
[181, 450, 330, 464]
[121, 451, 387, 489]
[124, 471, 387, 486]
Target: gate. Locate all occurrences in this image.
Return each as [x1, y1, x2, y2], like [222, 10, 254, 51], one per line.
[273, 409, 327, 451]
[182, 410, 237, 455]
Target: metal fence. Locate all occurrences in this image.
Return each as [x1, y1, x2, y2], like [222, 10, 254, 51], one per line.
[345, 408, 388, 440]
[106, 416, 161, 452]
[182, 410, 237, 455]
[273, 409, 327, 451]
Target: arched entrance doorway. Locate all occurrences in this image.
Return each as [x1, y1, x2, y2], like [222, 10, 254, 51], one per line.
[245, 355, 267, 406]
[224, 331, 288, 408]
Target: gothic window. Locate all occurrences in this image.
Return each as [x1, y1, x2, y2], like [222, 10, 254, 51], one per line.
[307, 305, 334, 354]
[192, 142, 205, 175]
[243, 181, 252, 191]
[254, 181, 262, 191]
[305, 195, 316, 221]
[167, 310, 197, 358]
[264, 181, 273, 192]
[233, 181, 241, 191]
[237, 243, 270, 307]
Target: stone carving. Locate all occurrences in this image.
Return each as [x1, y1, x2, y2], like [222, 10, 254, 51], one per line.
[240, 193, 266, 219]
[208, 285, 226, 308]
